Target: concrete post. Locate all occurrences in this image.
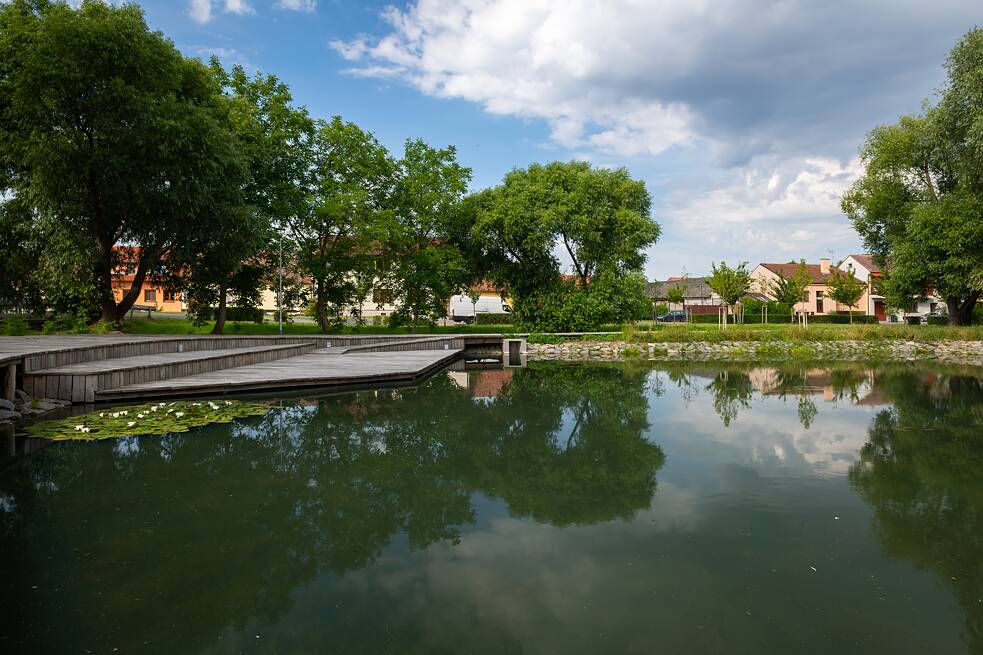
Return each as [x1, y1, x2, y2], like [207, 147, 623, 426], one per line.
[4, 363, 16, 403]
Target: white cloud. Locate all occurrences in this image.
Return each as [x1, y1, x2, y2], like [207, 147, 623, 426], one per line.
[276, 0, 316, 11]
[188, 0, 212, 24]
[224, 0, 254, 15]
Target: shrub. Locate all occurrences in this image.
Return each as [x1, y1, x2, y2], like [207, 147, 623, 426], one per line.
[905, 315, 922, 326]
[621, 346, 641, 358]
[475, 312, 514, 325]
[653, 302, 669, 317]
[926, 315, 949, 326]
[1, 316, 29, 336]
[217, 306, 264, 323]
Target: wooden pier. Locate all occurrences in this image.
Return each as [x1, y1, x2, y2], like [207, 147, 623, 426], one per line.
[0, 334, 503, 403]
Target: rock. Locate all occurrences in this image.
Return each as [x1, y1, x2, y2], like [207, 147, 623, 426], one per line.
[0, 399, 13, 412]
[14, 389, 29, 403]
[0, 409, 21, 422]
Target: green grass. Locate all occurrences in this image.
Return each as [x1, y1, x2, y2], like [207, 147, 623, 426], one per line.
[121, 317, 520, 336]
[611, 322, 983, 344]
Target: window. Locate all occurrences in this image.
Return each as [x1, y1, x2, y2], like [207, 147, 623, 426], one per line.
[144, 289, 157, 302]
[125, 263, 136, 275]
[163, 290, 176, 302]
[815, 290, 824, 314]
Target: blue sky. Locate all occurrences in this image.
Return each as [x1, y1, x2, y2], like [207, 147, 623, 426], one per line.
[133, 1, 979, 280]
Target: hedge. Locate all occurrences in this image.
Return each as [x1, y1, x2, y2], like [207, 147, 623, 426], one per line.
[475, 312, 514, 325]
[216, 306, 264, 323]
[688, 312, 878, 325]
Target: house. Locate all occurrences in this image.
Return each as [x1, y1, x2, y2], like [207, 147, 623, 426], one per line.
[840, 254, 886, 321]
[841, 253, 944, 320]
[750, 258, 877, 317]
[111, 247, 185, 313]
[645, 277, 722, 314]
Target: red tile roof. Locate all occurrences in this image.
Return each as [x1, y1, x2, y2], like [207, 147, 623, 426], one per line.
[759, 262, 837, 284]
[848, 254, 882, 274]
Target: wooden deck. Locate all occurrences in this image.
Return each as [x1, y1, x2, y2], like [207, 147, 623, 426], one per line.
[0, 334, 499, 403]
[95, 349, 463, 400]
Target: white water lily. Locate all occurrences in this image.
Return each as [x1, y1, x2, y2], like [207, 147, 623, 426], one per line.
[111, 412, 120, 418]
[136, 414, 145, 419]
[127, 421, 136, 427]
[208, 402, 219, 410]
[174, 411, 185, 418]
[81, 427, 91, 433]
[74, 424, 85, 431]
[166, 408, 174, 414]
[98, 413, 105, 417]
[225, 401, 232, 405]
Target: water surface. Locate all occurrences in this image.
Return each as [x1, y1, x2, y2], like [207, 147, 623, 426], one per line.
[2, 361, 982, 654]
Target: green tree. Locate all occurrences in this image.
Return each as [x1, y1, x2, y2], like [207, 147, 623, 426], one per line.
[174, 63, 315, 334]
[707, 261, 751, 329]
[0, 0, 245, 324]
[827, 265, 866, 323]
[762, 260, 811, 322]
[461, 161, 659, 329]
[666, 285, 685, 312]
[0, 196, 44, 313]
[842, 29, 983, 325]
[290, 117, 393, 332]
[381, 139, 471, 332]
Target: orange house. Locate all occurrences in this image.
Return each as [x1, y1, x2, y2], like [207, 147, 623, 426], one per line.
[111, 246, 185, 313]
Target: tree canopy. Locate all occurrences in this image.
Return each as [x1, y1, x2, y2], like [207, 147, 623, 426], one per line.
[842, 28, 983, 325]
[0, 0, 246, 323]
[458, 161, 659, 330]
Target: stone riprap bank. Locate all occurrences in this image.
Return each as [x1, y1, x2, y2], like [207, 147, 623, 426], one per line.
[527, 340, 983, 364]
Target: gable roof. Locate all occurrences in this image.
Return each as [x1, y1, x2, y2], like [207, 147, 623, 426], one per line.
[758, 262, 837, 285]
[646, 277, 716, 299]
[846, 254, 882, 274]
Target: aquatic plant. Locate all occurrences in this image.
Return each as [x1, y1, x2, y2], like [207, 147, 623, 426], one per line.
[20, 400, 271, 441]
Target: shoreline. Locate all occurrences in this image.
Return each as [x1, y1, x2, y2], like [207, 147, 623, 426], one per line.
[525, 339, 983, 365]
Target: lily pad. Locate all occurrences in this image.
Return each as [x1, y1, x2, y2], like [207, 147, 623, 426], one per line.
[20, 400, 272, 441]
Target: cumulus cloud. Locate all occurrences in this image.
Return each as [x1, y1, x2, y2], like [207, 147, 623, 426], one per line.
[332, 0, 978, 275]
[224, 0, 253, 15]
[276, 0, 316, 11]
[188, 0, 212, 24]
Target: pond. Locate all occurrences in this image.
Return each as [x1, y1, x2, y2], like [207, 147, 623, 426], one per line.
[1, 361, 982, 654]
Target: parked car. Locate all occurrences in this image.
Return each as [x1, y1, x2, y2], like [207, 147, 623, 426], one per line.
[656, 310, 687, 323]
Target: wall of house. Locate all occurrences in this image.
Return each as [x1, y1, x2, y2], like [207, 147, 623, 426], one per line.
[751, 265, 874, 316]
[112, 279, 184, 313]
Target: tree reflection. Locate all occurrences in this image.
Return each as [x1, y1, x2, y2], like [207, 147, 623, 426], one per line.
[0, 362, 664, 653]
[849, 372, 983, 653]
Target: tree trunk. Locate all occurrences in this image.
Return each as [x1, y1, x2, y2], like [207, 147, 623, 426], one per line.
[211, 282, 228, 335]
[107, 255, 153, 325]
[947, 293, 980, 326]
[411, 312, 418, 334]
[315, 283, 330, 333]
[722, 305, 728, 330]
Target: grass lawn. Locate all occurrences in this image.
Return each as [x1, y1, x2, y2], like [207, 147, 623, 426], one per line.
[613, 322, 983, 343]
[121, 317, 522, 336]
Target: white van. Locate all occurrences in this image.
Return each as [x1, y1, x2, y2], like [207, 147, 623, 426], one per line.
[449, 294, 513, 323]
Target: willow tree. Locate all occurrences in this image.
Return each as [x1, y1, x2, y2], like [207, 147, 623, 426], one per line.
[842, 29, 983, 325]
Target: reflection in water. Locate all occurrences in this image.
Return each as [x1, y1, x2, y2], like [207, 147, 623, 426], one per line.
[849, 372, 983, 653]
[0, 362, 663, 653]
[1, 361, 982, 654]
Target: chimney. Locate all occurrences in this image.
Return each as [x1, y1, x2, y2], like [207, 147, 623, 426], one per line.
[820, 258, 831, 274]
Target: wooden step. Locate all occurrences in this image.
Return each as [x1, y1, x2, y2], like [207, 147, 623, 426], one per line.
[24, 343, 316, 402]
[21, 336, 326, 373]
[96, 349, 462, 401]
